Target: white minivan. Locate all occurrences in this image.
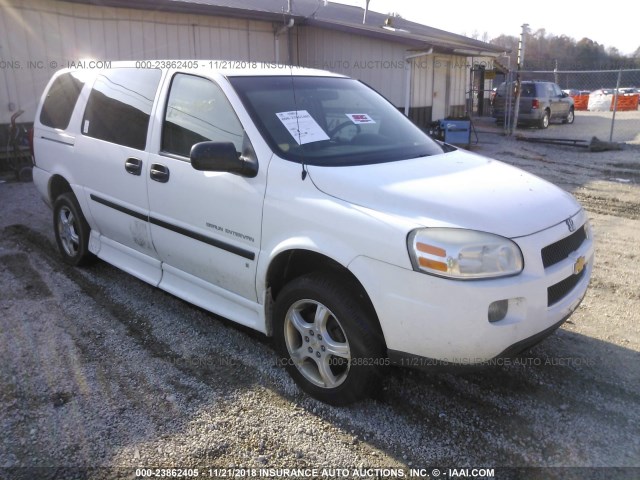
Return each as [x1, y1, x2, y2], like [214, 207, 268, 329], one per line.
[32, 62, 593, 404]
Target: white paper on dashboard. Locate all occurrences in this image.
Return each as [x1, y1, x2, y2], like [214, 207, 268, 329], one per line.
[276, 110, 330, 145]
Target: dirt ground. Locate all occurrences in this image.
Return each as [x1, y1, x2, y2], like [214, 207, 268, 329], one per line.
[0, 113, 639, 480]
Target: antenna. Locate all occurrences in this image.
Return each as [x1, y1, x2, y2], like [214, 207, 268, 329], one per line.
[287, 70, 308, 181]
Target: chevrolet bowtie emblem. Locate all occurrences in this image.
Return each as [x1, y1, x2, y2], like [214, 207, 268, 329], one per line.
[573, 256, 586, 275]
[566, 217, 576, 232]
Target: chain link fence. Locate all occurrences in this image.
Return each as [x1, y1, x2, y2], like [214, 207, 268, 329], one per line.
[490, 69, 640, 143]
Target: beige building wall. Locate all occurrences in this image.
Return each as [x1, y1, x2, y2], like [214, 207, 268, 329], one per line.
[296, 26, 409, 107]
[0, 0, 279, 124]
[1, 0, 481, 127]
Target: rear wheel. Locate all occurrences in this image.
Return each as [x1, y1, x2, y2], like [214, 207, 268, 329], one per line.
[53, 193, 95, 266]
[539, 109, 550, 129]
[274, 272, 385, 405]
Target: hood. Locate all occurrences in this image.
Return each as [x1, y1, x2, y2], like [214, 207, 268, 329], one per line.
[307, 149, 581, 238]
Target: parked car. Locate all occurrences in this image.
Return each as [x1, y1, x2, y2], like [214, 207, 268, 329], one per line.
[562, 89, 590, 97]
[492, 80, 575, 128]
[32, 62, 594, 405]
[562, 88, 581, 97]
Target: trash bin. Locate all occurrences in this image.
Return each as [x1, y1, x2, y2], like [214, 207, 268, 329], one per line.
[439, 119, 471, 146]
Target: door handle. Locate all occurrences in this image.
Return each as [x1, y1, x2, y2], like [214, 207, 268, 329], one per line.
[125, 157, 143, 175]
[150, 163, 170, 183]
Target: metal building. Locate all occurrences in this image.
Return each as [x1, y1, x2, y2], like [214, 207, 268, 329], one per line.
[0, 0, 506, 132]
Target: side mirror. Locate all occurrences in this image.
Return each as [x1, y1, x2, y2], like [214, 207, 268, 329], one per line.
[190, 141, 258, 178]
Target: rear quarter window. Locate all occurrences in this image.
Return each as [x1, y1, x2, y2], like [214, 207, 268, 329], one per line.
[40, 72, 85, 129]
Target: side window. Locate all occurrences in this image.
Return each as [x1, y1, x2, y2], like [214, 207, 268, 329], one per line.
[40, 72, 85, 129]
[82, 68, 161, 150]
[162, 74, 244, 158]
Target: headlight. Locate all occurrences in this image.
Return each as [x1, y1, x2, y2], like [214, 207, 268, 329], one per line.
[407, 228, 524, 279]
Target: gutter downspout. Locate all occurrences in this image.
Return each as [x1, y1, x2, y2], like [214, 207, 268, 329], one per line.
[404, 48, 434, 117]
[275, 18, 295, 64]
[363, 0, 370, 24]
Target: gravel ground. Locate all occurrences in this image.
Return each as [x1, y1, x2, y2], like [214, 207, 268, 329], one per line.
[0, 115, 639, 480]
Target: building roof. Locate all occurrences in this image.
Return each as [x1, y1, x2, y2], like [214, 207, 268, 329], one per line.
[60, 0, 507, 56]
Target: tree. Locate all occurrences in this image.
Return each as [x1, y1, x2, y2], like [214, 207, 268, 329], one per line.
[633, 47, 640, 68]
[574, 37, 607, 68]
[489, 31, 635, 71]
[490, 35, 519, 67]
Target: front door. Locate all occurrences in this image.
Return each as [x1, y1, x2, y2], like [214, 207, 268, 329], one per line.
[147, 73, 266, 308]
[549, 83, 569, 119]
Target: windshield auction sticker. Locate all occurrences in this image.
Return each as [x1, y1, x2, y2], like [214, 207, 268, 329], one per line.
[345, 113, 376, 124]
[276, 110, 330, 145]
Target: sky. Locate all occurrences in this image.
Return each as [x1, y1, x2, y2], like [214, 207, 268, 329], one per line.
[330, 0, 639, 56]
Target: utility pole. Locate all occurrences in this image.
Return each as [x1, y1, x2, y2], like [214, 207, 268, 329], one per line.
[363, 0, 370, 24]
[511, 23, 529, 135]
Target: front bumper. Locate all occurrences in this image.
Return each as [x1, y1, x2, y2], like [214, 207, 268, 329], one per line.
[348, 212, 594, 364]
[387, 308, 579, 370]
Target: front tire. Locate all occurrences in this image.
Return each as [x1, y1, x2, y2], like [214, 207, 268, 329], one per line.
[563, 107, 575, 124]
[274, 272, 385, 405]
[53, 193, 95, 266]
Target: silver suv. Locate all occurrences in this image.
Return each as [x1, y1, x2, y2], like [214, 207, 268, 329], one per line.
[492, 81, 575, 128]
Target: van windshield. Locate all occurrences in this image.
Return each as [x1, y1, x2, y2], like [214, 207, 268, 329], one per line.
[228, 76, 443, 166]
